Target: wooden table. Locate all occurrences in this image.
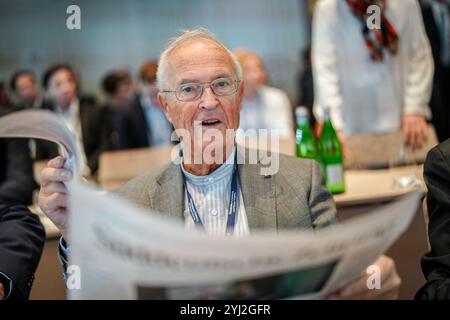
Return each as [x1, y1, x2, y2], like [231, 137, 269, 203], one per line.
[334, 165, 425, 207]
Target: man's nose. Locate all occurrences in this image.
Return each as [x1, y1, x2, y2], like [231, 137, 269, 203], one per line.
[199, 86, 219, 109]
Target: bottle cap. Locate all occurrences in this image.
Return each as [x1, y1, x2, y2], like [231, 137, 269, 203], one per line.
[295, 106, 309, 118]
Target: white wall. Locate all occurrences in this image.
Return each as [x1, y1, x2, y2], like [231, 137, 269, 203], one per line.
[0, 0, 309, 103]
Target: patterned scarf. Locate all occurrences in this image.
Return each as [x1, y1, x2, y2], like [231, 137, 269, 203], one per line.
[346, 0, 399, 62]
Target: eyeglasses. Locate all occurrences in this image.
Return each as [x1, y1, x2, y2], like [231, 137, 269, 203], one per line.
[162, 77, 240, 102]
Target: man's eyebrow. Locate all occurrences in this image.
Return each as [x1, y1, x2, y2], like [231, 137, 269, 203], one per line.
[177, 74, 234, 85]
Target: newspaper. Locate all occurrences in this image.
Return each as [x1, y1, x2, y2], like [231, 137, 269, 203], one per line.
[0, 109, 423, 299]
[0, 109, 81, 176]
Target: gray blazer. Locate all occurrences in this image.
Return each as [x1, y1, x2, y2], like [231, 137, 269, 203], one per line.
[118, 148, 337, 232]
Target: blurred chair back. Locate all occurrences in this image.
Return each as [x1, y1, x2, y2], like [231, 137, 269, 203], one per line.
[346, 125, 438, 169]
[98, 146, 174, 191]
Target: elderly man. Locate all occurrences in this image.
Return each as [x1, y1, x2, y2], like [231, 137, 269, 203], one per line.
[39, 28, 400, 300]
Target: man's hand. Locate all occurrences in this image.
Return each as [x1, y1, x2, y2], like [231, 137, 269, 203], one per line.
[327, 255, 401, 300]
[402, 114, 428, 150]
[0, 282, 4, 300]
[38, 156, 72, 239]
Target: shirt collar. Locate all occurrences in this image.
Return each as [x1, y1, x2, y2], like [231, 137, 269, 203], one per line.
[57, 97, 79, 118]
[180, 146, 236, 186]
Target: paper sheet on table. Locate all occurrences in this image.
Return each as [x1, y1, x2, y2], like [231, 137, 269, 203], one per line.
[0, 109, 423, 299]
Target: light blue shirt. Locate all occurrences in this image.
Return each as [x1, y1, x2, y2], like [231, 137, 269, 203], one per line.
[180, 147, 250, 237]
[140, 96, 173, 147]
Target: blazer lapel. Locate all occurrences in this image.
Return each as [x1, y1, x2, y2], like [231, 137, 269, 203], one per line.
[237, 147, 277, 232]
[149, 163, 184, 221]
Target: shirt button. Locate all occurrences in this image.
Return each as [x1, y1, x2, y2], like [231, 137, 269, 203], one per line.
[208, 177, 214, 183]
[210, 209, 218, 216]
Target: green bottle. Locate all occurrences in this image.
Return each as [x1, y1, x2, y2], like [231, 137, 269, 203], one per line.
[318, 109, 345, 194]
[295, 106, 318, 160]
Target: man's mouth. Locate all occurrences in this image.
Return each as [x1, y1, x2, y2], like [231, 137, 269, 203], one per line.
[201, 119, 222, 127]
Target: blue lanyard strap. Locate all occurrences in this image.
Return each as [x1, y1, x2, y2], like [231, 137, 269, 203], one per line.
[181, 153, 239, 236]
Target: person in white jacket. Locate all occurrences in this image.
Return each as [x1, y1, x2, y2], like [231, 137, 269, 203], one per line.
[312, 0, 434, 149]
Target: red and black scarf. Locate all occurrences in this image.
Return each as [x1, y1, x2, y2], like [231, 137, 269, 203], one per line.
[346, 0, 399, 62]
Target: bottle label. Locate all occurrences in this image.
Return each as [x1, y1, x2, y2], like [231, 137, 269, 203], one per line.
[326, 164, 343, 186]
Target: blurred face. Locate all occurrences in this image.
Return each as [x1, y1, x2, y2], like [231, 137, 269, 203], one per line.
[241, 55, 266, 97]
[47, 69, 77, 108]
[16, 74, 38, 106]
[159, 40, 243, 158]
[115, 79, 134, 104]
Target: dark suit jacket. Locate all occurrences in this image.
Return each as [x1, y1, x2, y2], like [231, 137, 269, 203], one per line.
[416, 138, 450, 299]
[0, 108, 36, 205]
[0, 204, 45, 299]
[40, 96, 104, 174]
[421, 2, 450, 142]
[121, 95, 151, 149]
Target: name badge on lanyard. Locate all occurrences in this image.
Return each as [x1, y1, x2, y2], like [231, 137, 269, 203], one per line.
[181, 153, 239, 236]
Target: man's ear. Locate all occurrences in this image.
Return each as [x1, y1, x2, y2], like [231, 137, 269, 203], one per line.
[158, 92, 173, 123]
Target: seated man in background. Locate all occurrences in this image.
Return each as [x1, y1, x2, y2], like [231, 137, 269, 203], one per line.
[9, 70, 42, 110]
[121, 61, 173, 149]
[42, 64, 104, 176]
[233, 49, 294, 138]
[9, 69, 59, 161]
[416, 138, 450, 299]
[39, 28, 400, 299]
[100, 69, 135, 151]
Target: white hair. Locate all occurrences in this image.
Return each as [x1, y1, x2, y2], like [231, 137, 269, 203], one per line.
[156, 28, 243, 91]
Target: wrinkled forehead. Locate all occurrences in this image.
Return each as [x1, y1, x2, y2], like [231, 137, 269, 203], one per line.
[166, 40, 237, 85]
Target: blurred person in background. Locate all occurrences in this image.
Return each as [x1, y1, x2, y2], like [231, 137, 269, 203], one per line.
[0, 106, 35, 205]
[101, 69, 135, 150]
[9, 70, 41, 110]
[0, 107, 45, 300]
[416, 137, 450, 299]
[421, 0, 450, 142]
[0, 82, 12, 108]
[9, 69, 58, 161]
[233, 49, 294, 138]
[297, 47, 316, 128]
[42, 64, 103, 176]
[312, 0, 433, 150]
[123, 61, 173, 149]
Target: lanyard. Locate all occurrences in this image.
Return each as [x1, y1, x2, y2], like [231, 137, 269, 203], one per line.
[181, 153, 239, 236]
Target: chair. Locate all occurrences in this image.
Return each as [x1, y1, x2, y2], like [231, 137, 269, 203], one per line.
[98, 146, 175, 191]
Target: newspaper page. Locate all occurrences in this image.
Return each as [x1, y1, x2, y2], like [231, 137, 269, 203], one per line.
[68, 182, 422, 300]
[0, 109, 423, 300]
